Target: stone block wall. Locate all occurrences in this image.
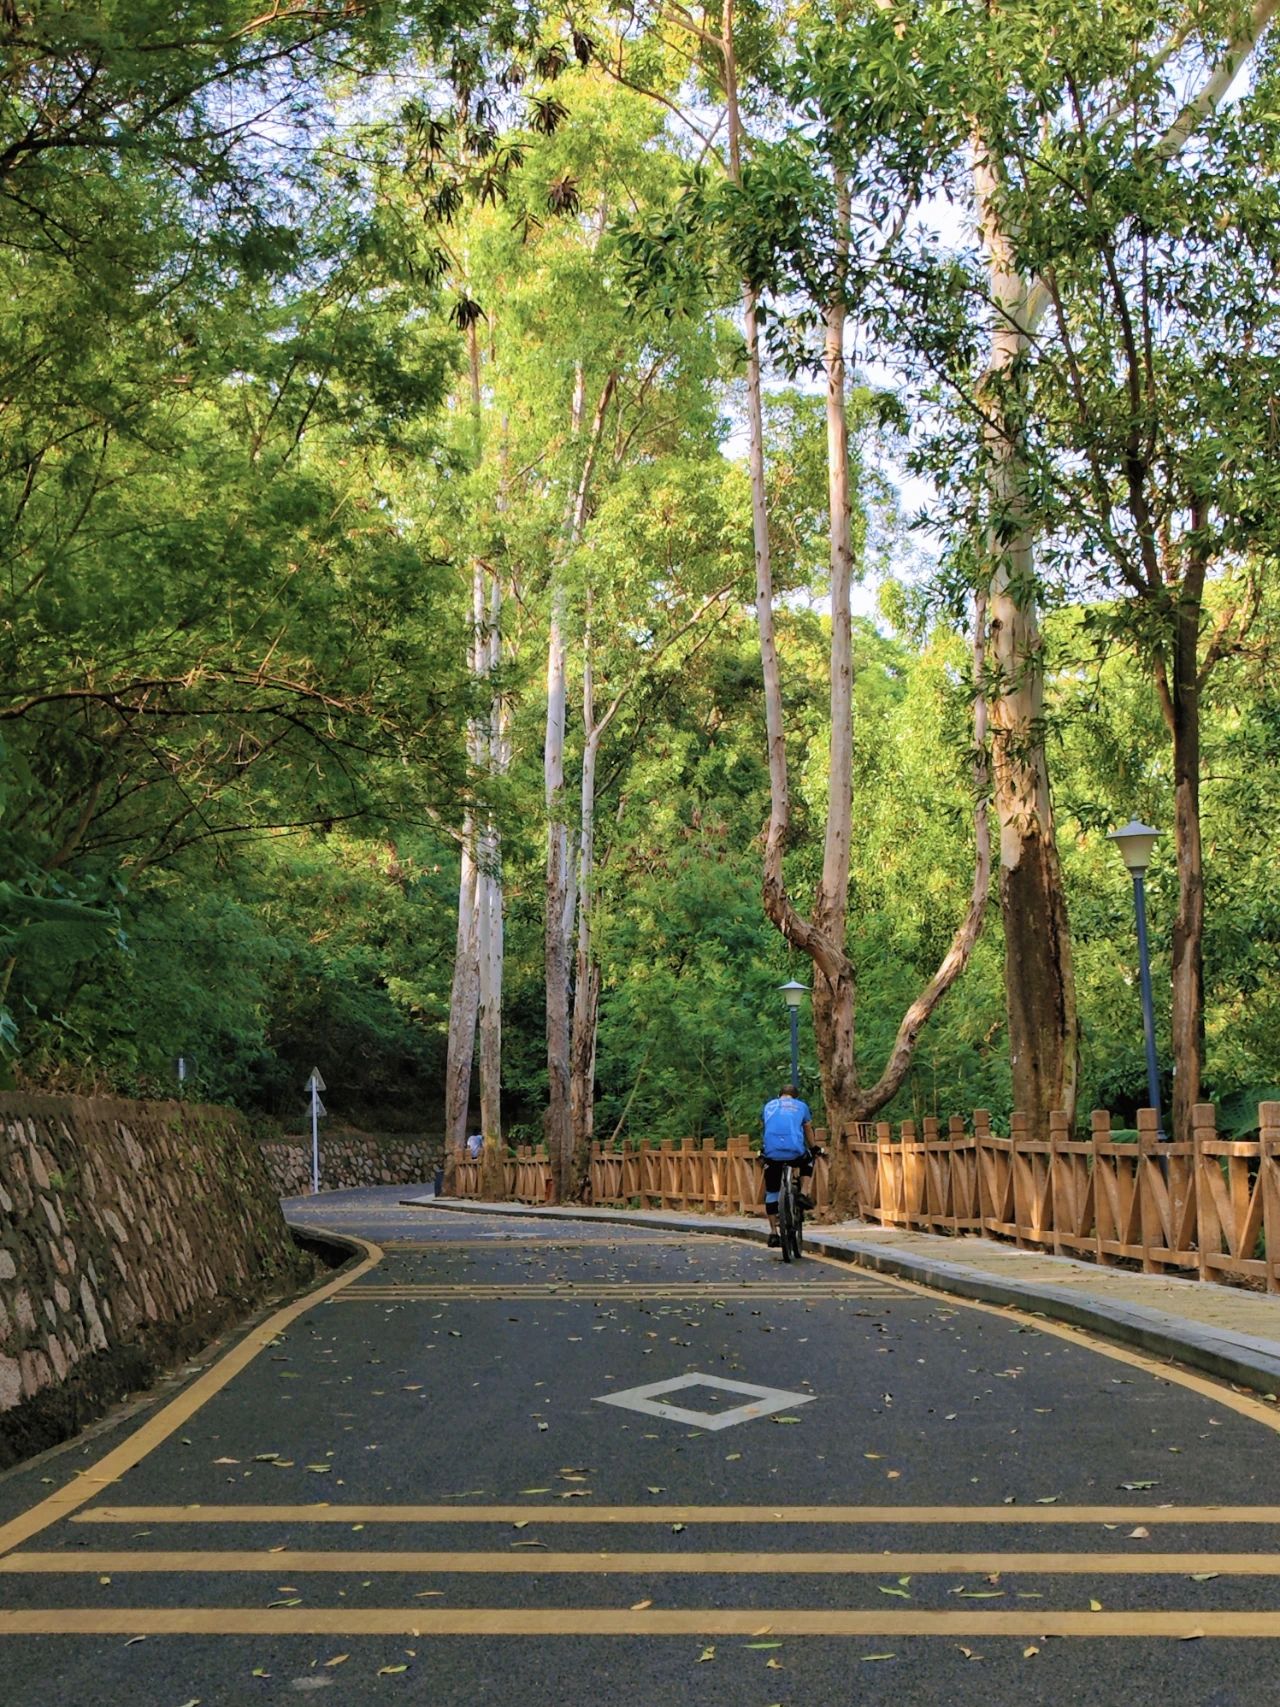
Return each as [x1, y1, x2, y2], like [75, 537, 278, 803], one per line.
[260, 1133, 443, 1198]
[0, 1093, 311, 1468]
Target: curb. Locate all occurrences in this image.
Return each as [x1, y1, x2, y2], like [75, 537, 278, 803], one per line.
[405, 1195, 1280, 1402]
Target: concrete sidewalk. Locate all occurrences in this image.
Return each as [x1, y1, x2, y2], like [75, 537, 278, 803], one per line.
[401, 1192, 1280, 1400]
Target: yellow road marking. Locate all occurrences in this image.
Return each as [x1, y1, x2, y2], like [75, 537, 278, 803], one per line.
[73, 1503, 1280, 1526]
[3, 1607, 1279, 1637]
[335, 1286, 900, 1300]
[10, 1548, 1280, 1575]
[387, 1238, 717, 1249]
[0, 1237, 384, 1562]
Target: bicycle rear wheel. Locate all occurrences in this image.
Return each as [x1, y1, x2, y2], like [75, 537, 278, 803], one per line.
[779, 1172, 802, 1262]
[776, 1175, 794, 1262]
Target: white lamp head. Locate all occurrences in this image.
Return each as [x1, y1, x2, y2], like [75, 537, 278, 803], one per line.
[1108, 818, 1161, 874]
[778, 978, 808, 1009]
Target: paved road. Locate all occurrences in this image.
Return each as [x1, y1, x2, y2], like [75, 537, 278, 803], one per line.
[1, 1187, 1279, 1705]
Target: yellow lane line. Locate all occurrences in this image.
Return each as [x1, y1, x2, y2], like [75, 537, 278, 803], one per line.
[333, 1288, 897, 1300]
[388, 1238, 714, 1249]
[3, 1607, 1280, 1637]
[10, 1549, 1280, 1575]
[0, 1237, 384, 1562]
[336, 1282, 898, 1292]
[807, 1250, 1280, 1434]
[73, 1503, 1280, 1526]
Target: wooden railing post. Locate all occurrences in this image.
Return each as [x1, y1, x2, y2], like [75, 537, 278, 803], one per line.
[947, 1114, 966, 1234]
[1049, 1110, 1068, 1256]
[1261, 1102, 1280, 1295]
[1010, 1110, 1030, 1248]
[1193, 1103, 1217, 1283]
[1136, 1107, 1161, 1274]
[1091, 1110, 1112, 1266]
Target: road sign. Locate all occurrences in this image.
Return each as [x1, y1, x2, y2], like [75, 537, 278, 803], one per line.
[306, 1067, 327, 1196]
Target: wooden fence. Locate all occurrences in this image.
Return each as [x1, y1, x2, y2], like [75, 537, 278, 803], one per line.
[450, 1100, 1280, 1292]
[452, 1139, 832, 1215]
[846, 1102, 1279, 1292]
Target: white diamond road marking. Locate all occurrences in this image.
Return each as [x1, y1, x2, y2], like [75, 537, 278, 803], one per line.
[592, 1372, 815, 1431]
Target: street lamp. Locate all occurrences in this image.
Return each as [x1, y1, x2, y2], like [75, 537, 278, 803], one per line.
[1107, 819, 1164, 1138]
[778, 979, 808, 1087]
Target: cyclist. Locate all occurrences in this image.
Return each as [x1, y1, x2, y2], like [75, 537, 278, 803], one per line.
[760, 1083, 819, 1248]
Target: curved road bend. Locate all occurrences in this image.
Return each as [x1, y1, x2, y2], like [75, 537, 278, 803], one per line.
[1, 1186, 1278, 1706]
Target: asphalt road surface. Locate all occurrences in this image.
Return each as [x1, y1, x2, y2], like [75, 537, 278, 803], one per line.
[1, 1186, 1279, 1707]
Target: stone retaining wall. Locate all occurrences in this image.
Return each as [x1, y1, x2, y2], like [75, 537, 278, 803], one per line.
[0, 1093, 311, 1468]
[260, 1134, 442, 1198]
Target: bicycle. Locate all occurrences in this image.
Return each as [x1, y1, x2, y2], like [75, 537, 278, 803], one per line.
[757, 1150, 816, 1263]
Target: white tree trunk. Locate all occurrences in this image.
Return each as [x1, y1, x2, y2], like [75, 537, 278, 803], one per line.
[545, 368, 616, 1199]
[477, 567, 506, 1196]
[570, 612, 599, 1173]
[973, 142, 1078, 1133]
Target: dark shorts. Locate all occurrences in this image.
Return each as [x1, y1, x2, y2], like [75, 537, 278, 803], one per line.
[762, 1150, 815, 1194]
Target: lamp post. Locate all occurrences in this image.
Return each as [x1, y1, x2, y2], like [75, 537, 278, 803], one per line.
[778, 979, 808, 1087]
[1107, 819, 1164, 1139]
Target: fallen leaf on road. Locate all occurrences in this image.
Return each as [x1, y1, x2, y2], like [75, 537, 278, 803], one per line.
[631, 1600, 652, 1611]
[1089, 1599, 1103, 1611]
[1127, 1527, 1150, 1539]
[324, 1655, 349, 1666]
[878, 1586, 910, 1599]
[744, 1642, 781, 1649]
[860, 1653, 895, 1661]
[377, 1664, 409, 1675]
[1023, 1646, 1039, 1658]
[698, 1646, 715, 1662]
[1190, 1572, 1220, 1582]
[1119, 1480, 1158, 1491]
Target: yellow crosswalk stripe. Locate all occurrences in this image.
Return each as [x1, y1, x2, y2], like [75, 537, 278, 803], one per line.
[8, 1548, 1280, 1575]
[3, 1607, 1279, 1638]
[73, 1503, 1280, 1526]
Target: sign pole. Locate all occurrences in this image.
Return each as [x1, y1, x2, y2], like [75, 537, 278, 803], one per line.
[305, 1068, 327, 1196]
[310, 1082, 320, 1196]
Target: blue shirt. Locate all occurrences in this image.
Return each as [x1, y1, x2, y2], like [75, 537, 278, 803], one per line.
[761, 1095, 811, 1160]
